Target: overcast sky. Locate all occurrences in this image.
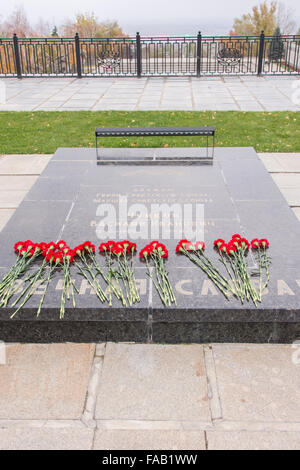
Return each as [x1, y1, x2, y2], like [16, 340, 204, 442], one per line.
[1, 0, 300, 34]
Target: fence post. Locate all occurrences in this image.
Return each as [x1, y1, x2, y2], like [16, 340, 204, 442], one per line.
[257, 30, 265, 75]
[75, 32, 82, 78]
[136, 32, 142, 77]
[13, 33, 22, 79]
[196, 31, 202, 77]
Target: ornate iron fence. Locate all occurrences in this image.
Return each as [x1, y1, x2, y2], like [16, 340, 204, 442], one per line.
[0, 32, 299, 77]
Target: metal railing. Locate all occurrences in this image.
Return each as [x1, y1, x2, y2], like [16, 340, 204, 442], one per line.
[0, 31, 299, 77]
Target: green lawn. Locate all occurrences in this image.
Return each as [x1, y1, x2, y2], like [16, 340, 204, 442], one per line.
[0, 111, 299, 154]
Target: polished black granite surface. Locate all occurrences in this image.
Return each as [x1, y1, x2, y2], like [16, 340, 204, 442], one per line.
[0, 147, 300, 343]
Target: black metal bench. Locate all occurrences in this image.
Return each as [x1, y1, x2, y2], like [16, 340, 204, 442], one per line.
[95, 126, 215, 159]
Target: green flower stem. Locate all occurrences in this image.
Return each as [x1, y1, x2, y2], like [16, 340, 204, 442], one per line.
[0, 257, 27, 301]
[10, 259, 47, 308]
[151, 255, 169, 304]
[10, 261, 47, 318]
[37, 264, 55, 317]
[228, 255, 245, 301]
[235, 250, 259, 306]
[75, 261, 107, 304]
[145, 257, 167, 305]
[0, 251, 41, 305]
[195, 250, 237, 294]
[158, 256, 176, 305]
[88, 254, 123, 303]
[261, 247, 271, 294]
[79, 255, 108, 303]
[117, 253, 140, 305]
[106, 252, 127, 306]
[117, 255, 132, 306]
[185, 251, 230, 299]
[218, 255, 240, 299]
[183, 249, 232, 299]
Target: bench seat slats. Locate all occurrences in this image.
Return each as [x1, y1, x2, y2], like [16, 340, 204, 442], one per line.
[95, 126, 215, 137]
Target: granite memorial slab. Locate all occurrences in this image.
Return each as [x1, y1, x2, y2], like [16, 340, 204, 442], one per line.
[0, 146, 300, 343]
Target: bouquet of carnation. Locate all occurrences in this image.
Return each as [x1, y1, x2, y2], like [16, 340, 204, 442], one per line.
[0, 240, 43, 307]
[99, 240, 139, 306]
[214, 234, 271, 305]
[176, 239, 235, 299]
[10, 240, 79, 319]
[140, 241, 176, 306]
[74, 241, 108, 305]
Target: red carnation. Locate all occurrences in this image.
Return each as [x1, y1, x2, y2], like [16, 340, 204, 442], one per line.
[129, 242, 137, 252]
[251, 239, 260, 249]
[139, 244, 153, 258]
[14, 241, 24, 253]
[218, 243, 228, 253]
[259, 239, 270, 248]
[195, 241, 205, 251]
[82, 241, 95, 253]
[106, 241, 116, 252]
[238, 238, 250, 250]
[213, 239, 225, 248]
[99, 242, 108, 252]
[38, 242, 48, 252]
[74, 244, 84, 255]
[45, 250, 56, 262]
[227, 243, 237, 255]
[113, 246, 124, 256]
[57, 240, 67, 249]
[176, 242, 184, 253]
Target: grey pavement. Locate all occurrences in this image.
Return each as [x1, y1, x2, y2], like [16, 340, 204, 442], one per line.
[0, 152, 300, 450]
[0, 76, 299, 111]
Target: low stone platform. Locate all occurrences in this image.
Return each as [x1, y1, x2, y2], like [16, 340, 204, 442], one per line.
[0, 147, 300, 343]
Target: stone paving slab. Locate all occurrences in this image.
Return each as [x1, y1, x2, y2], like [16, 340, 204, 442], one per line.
[212, 344, 300, 423]
[0, 77, 299, 111]
[0, 155, 52, 175]
[0, 344, 95, 419]
[277, 188, 300, 206]
[206, 431, 300, 450]
[95, 344, 211, 422]
[0, 209, 14, 231]
[0, 426, 94, 450]
[0, 190, 28, 208]
[0, 175, 38, 190]
[292, 207, 300, 221]
[94, 430, 206, 450]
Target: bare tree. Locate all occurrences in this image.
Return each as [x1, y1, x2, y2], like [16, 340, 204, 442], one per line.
[34, 18, 52, 37]
[2, 6, 32, 37]
[276, 2, 296, 34]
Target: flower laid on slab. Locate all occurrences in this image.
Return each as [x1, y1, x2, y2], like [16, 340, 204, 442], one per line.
[74, 242, 109, 305]
[99, 240, 140, 307]
[176, 239, 234, 300]
[249, 238, 271, 301]
[10, 240, 79, 319]
[0, 236, 271, 317]
[214, 234, 271, 305]
[0, 241, 43, 308]
[140, 241, 176, 307]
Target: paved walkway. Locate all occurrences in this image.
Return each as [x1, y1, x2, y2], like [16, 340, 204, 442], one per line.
[0, 76, 299, 111]
[0, 152, 300, 450]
